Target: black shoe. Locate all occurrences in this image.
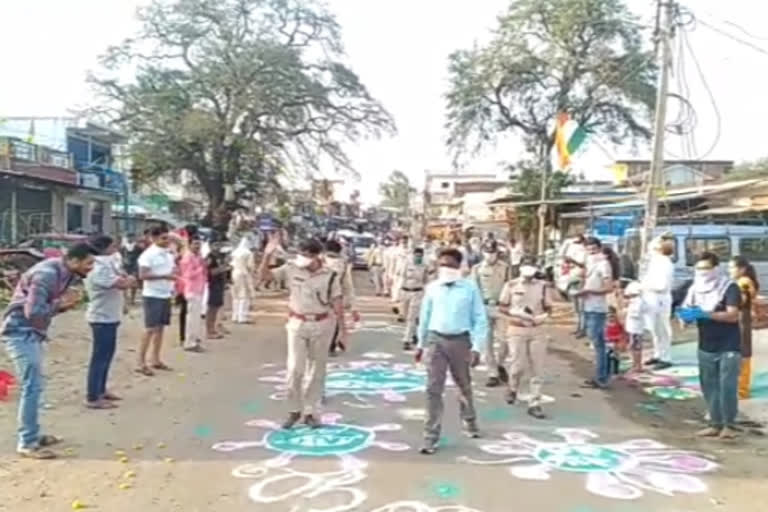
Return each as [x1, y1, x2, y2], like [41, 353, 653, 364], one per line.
[485, 376, 502, 388]
[420, 445, 437, 455]
[462, 420, 480, 438]
[396, 317, 405, 323]
[392, 307, 400, 315]
[644, 358, 660, 366]
[303, 414, 322, 429]
[528, 406, 546, 420]
[505, 390, 517, 405]
[653, 361, 673, 370]
[282, 412, 301, 429]
[403, 342, 413, 351]
[498, 366, 509, 384]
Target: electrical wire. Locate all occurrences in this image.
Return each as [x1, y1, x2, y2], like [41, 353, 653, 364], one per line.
[697, 18, 768, 57]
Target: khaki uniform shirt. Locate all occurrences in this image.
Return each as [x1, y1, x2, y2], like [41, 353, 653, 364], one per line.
[398, 261, 429, 290]
[366, 247, 384, 267]
[323, 255, 356, 309]
[273, 262, 342, 315]
[499, 278, 549, 333]
[472, 260, 510, 304]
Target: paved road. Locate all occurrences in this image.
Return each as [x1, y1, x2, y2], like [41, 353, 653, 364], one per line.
[0, 271, 766, 511]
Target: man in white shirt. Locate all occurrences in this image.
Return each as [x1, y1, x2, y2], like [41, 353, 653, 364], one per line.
[136, 226, 177, 376]
[641, 236, 676, 370]
[508, 238, 524, 278]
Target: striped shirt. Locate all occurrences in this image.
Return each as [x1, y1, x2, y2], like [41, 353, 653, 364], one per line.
[1, 258, 75, 338]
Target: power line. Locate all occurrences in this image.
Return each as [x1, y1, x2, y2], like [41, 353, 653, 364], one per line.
[697, 18, 768, 57]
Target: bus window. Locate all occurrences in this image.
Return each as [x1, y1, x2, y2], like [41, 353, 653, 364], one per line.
[739, 238, 768, 262]
[685, 238, 731, 266]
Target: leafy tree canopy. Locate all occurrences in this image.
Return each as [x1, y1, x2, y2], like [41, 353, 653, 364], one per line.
[89, 0, 395, 227]
[379, 170, 414, 211]
[445, 0, 657, 170]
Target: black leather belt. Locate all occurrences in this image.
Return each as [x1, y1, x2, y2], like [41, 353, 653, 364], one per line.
[402, 287, 424, 292]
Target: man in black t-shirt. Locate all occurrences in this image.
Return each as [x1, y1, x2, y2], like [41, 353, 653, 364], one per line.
[679, 252, 742, 440]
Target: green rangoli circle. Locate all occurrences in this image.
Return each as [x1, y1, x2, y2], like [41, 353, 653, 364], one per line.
[534, 444, 633, 473]
[264, 423, 374, 457]
[325, 367, 425, 395]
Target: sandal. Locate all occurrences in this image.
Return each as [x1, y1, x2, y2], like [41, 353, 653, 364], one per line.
[102, 392, 122, 401]
[38, 435, 62, 447]
[151, 362, 173, 371]
[134, 366, 155, 377]
[85, 400, 118, 410]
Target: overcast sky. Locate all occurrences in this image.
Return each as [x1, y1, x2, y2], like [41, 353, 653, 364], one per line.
[2, 0, 768, 203]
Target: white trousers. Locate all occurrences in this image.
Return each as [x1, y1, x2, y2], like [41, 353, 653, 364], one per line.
[184, 295, 204, 349]
[643, 292, 672, 362]
[231, 299, 250, 323]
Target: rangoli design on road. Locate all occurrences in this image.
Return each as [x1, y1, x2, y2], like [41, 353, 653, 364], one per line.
[259, 357, 428, 406]
[458, 428, 717, 500]
[212, 413, 479, 511]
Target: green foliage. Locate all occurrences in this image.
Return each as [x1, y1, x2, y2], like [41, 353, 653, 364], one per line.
[89, 0, 395, 226]
[378, 170, 414, 211]
[445, 0, 657, 168]
[726, 158, 768, 182]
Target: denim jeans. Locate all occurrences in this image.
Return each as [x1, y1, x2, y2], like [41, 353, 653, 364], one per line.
[698, 350, 741, 428]
[585, 312, 608, 385]
[3, 330, 44, 449]
[87, 323, 119, 402]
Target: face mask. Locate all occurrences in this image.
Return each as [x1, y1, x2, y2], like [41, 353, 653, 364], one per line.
[414, 256, 423, 265]
[484, 253, 498, 264]
[438, 266, 462, 283]
[295, 255, 314, 268]
[695, 268, 718, 284]
[520, 265, 538, 278]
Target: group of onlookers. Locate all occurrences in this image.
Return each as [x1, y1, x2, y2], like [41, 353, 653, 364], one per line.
[564, 231, 763, 440]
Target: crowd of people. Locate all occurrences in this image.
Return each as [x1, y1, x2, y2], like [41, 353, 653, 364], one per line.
[1, 223, 763, 458]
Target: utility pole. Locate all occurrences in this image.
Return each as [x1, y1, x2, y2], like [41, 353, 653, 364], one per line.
[641, 0, 675, 255]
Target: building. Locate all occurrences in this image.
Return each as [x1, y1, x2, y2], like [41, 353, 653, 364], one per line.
[615, 159, 734, 182]
[0, 117, 134, 240]
[424, 171, 511, 223]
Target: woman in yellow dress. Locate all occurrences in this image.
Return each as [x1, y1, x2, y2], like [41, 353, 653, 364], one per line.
[729, 256, 759, 399]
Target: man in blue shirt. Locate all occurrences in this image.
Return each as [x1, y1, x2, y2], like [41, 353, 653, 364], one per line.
[416, 248, 489, 454]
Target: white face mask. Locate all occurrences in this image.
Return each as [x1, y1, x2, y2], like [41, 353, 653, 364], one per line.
[520, 265, 538, 278]
[438, 266, 462, 283]
[694, 268, 718, 284]
[295, 255, 314, 268]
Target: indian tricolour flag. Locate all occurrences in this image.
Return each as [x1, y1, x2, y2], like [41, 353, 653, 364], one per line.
[552, 113, 588, 172]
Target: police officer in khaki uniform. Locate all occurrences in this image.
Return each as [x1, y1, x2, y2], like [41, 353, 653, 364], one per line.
[397, 247, 430, 350]
[323, 239, 360, 356]
[259, 235, 346, 429]
[498, 256, 551, 419]
[471, 241, 511, 387]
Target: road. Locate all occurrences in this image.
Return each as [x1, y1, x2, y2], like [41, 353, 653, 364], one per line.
[1, 271, 767, 511]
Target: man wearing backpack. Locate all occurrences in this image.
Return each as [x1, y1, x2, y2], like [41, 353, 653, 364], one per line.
[258, 235, 346, 429]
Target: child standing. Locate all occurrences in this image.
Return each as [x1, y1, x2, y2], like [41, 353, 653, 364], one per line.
[623, 281, 645, 372]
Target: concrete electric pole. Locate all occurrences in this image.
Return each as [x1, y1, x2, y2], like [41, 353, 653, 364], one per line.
[641, 0, 676, 254]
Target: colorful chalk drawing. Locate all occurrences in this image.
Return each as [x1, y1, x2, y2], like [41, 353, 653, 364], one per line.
[646, 386, 699, 401]
[260, 357, 428, 406]
[458, 428, 717, 500]
[352, 320, 406, 335]
[214, 413, 484, 511]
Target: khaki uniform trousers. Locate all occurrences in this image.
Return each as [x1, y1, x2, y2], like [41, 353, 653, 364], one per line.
[285, 316, 335, 415]
[507, 327, 548, 407]
[400, 290, 423, 342]
[485, 306, 509, 378]
[370, 265, 384, 295]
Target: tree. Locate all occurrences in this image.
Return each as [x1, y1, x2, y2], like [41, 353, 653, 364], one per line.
[379, 170, 414, 212]
[445, 0, 657, 172]
[726, 158, 768, 182]
[89, 0, 395, 228]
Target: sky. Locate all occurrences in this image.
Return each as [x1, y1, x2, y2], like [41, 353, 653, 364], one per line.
[2, 0, 768, 204]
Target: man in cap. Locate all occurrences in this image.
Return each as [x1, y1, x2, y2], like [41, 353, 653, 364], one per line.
[259, 235, 346, 428]
[471, 240, 511, 387]
[499, 256, 552, 419]
[396, 247, 430, 350]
